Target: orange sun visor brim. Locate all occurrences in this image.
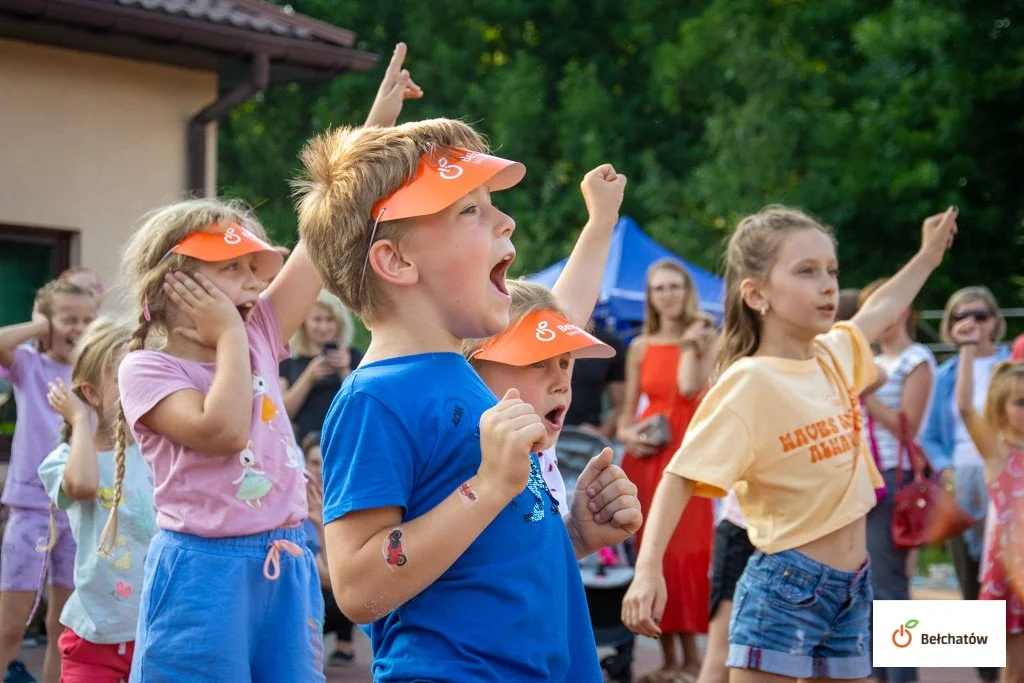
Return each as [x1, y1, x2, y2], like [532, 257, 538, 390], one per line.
[471, 309, 615, 367]
[170, 224, 284, 280]
[371, 149, 525, 222]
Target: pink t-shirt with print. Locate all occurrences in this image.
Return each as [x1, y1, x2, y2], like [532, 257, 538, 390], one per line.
[118, 295, 307, 538]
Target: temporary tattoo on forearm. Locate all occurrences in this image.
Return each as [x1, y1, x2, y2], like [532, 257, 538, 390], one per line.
[382, 528, 407, 570]
[458, 482, 478, 506]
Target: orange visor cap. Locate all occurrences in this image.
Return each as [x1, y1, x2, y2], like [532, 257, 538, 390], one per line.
[471, 310, 615, 367]
[170, 224, 284, 280]
[372, 149, 526, 221]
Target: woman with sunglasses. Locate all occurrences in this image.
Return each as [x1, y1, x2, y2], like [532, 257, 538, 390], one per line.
[920, 285, 1008, 683]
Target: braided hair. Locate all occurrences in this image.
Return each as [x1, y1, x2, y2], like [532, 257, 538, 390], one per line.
[98, 313, 150, 555]
[98, 198, 270, 554]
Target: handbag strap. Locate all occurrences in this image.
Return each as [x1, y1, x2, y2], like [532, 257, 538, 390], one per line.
[895, 412, 910, 488]
[866, 409, 884, 473]
[897, 410, 934, 484]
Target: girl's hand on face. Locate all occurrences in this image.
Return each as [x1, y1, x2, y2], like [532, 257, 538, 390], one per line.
[47, 378, 89, 423]
[163, 271, 245, 348]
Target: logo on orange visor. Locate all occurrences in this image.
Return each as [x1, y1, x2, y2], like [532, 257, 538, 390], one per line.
[169, 224, 283, 280]
[471, 310, 615, 367]
[371, 149, 526, 221]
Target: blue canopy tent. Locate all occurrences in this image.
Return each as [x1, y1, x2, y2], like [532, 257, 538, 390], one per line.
[527, 216, 724, 338]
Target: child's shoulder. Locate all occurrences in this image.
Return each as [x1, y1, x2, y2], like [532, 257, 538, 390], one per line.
[121, 347, 179, 372]
[719, 355, 774, 384]
[330, 353, 491, 434]
[702, 358, 775, 410]
[349, 352, 478, 393]
[248, 293, 282, 346]
[9, 342, 48, 368]
[815, 320, 866, 350]
[903, 342, 937, 366]
[119, 348, 202, 390]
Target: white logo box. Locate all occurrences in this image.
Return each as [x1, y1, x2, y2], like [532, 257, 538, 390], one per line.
[873, 600, 1006, 668]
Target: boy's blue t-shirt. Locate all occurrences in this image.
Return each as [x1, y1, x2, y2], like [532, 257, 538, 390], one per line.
[321, 353, 600, 683]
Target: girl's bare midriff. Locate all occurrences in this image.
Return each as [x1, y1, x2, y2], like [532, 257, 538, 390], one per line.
[795, 516, 867, 572]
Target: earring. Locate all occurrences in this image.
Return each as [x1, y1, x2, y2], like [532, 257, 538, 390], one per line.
[760, 305, 767, 317]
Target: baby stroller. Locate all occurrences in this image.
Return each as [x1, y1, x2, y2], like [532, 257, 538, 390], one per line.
[556, 426, 635, 683]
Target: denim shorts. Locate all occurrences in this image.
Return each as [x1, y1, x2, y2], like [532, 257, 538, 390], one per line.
[727, 549, 873, 679]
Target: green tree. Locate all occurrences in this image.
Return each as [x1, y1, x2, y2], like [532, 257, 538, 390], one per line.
[654, 0, 1024, 309]
[219, 0, 1024, 318]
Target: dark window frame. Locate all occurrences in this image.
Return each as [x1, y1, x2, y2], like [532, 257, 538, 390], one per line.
[0, 224, 72, 274]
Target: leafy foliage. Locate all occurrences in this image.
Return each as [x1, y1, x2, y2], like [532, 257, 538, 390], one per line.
[219, 0, 1024, 314]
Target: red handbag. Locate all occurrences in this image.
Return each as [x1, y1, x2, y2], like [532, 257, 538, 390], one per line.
[890, 412, 974, 550]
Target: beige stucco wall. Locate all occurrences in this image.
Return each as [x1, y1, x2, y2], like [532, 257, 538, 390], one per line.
[0, 39, 218, 296]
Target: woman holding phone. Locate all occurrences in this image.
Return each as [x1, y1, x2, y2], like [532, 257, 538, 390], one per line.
[279, 290, 364, 440]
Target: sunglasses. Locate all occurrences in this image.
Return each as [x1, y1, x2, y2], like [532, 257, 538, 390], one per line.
[952, 310, 994, 323]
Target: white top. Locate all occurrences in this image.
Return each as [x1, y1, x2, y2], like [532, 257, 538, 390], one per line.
[537, 446, 568, 511]
[871, 344, 937, 471]
[951, 354, 1000, 468]
[717, 489, 748, 529]
[38, 443, 156, 644]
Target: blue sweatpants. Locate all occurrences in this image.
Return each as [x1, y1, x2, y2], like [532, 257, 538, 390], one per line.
[130, 526, 325, 682]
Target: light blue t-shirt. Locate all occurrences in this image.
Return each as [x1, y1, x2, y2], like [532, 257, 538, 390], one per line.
[38, 442, 157, 644]
[321, 353, 601, 682]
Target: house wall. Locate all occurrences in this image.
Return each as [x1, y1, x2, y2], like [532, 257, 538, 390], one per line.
[0, 38, 218, 300]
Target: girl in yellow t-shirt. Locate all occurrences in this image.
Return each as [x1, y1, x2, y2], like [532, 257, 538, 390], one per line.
[623, 205, 959, 681]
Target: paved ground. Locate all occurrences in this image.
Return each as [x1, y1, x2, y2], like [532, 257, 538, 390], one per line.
[17, 584, 979, 682]
[16, 628, 980, 682]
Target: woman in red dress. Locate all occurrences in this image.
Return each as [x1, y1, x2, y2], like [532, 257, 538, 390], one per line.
[618, 259, 716, 682]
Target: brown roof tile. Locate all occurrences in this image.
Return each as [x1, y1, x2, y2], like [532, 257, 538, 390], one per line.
[115, 0, 349, 45]
[0, 0, 377, 78]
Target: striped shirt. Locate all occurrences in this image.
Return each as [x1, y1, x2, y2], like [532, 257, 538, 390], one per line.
[871, 343, 937, 471]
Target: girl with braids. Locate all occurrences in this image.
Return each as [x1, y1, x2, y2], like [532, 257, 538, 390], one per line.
[38, 319, 156, 682]
[0, 278, 96, 683]
[624, 205, 959, 681]
[112, 46, 416, 681]
[112, 198, 323, 682]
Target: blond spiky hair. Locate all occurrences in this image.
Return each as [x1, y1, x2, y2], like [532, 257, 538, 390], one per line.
[293, 119, 489, 325]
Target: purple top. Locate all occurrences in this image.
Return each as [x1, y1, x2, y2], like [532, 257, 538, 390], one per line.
[1, 345, 71, 510]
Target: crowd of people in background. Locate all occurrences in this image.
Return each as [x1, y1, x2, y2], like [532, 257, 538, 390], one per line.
[0, 41, 1021, 683]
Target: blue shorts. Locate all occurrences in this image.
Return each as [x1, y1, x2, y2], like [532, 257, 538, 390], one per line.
[130, 527, 325, 683]
[727, 549, 873, 679]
